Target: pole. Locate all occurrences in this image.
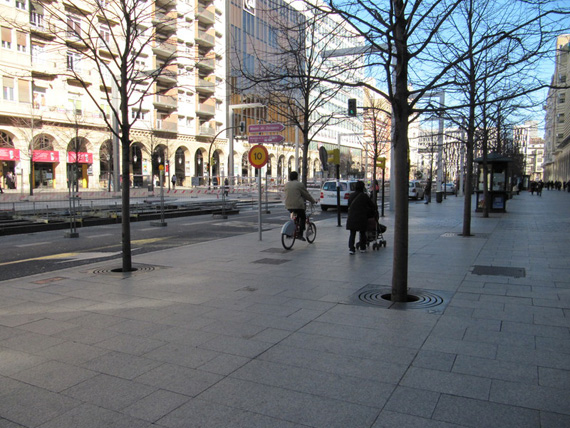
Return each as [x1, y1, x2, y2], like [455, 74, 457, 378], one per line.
[336, 133, 341, 227]
[229, 109, 234, 186]
[111, 80, 121, 192]
[436, 92, 445, 193]
[381, 166, 385, 217]
[257, 171, 262, 240]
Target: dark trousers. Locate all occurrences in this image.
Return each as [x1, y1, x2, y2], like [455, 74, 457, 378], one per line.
[289, 209, 306, 235]
[348, 228, 367, 251]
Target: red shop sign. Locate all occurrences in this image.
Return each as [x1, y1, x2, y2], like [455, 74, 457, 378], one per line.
[0, 147, 20, 161]
[33, 150, 60, 163]
[67, 152, 93, 164]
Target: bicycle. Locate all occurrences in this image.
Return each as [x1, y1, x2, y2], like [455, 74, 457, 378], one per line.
[281, 202, 317, 250]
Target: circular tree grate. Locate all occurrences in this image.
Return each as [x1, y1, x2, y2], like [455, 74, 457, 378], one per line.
[358, 289, 445, 309]
[91, 265, 157, 275]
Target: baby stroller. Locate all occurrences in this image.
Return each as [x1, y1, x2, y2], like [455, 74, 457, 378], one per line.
[365, 217, 387, 250]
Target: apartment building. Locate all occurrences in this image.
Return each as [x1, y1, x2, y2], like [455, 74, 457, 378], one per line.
[513, 121, 544, 180]
[543, 34, 570, 182]
[0, 0, 226, 191]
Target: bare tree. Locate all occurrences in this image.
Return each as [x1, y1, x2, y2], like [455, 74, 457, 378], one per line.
[233, 2, 361, 185]
[305, 0, 568, 301]
[7, 0, 179, 271]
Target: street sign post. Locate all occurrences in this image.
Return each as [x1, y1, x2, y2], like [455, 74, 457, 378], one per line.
[248, 135, 285, 144]
[248, 145, 269, 242]
[248, 123, 285, 133]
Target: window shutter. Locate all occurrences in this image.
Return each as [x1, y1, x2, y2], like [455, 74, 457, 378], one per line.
[18, 79, 30, 103]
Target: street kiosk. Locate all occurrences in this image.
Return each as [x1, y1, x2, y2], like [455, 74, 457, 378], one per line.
[474, 152, 512, 213]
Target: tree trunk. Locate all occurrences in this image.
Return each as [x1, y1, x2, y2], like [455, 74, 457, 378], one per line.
[390, 0, 410, 302]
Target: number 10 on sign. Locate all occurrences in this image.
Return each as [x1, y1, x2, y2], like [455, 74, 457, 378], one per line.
[249, 145, 269, 168]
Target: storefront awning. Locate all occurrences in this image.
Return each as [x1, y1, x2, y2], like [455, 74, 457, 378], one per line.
[33, 150, 59, 162]
[67, 152, 93, 163]
[0, 147, 20, 161]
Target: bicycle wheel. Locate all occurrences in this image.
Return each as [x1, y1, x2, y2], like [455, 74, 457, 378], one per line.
[281, 232, 296, 250]
[306, 222, 317, 243]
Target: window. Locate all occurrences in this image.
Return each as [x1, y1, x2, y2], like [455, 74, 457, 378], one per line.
[30, 3, 44, 28]
[1, 27, 12, 49]
[66, 15, 81, 39]
[3, 76, 14, 100]
[558, 93, 566, 104]
[131, 109, 146, 120]
[67, 51, 81, 72]
[18, 79, 30, 103]
[557, 113, 565, 124]
[16, 31, 26, 52]
[32, 84, 46, 108]
[68, 93, 82, 115]
[99, 24, 110, 47]
[15, 0, 25, 9]
[31, 43, 46, 64]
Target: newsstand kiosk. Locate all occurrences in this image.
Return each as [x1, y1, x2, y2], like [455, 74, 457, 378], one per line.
[474, 152, 512, 213]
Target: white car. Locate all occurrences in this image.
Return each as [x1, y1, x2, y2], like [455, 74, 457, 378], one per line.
[319, 180, 358, 211]
[443, 183, 456, 194]
[408, 180, 425, 200]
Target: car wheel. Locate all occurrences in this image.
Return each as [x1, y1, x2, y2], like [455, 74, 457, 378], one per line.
[321, 205, 329, 211]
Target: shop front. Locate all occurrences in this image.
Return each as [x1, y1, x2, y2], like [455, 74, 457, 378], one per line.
[67, 151, 94, 189]
[0, 147, 20, 189]
[33, 150, 59, 188]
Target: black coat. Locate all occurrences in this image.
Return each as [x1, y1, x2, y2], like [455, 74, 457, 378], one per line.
[346, 191, 376, 231]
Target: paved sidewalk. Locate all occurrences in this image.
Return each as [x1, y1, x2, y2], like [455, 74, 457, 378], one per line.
[0, 191, 569, 427]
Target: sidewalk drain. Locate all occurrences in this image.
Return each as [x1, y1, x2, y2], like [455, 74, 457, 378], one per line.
[471, 265, 525, 278]
[345, 285, 451, 314]
[252, 258, 290, 265]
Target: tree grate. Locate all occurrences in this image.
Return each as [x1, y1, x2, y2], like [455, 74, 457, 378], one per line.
[344, 285, 451, 314]
[91, 264, 159, 275]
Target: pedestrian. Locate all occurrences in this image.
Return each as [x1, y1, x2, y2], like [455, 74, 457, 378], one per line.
[284, 171, 316, 241]
[424, 177, 432, 204]
[224, 178, 229, 197]
[171, 174, 176, 189]
[346, 180, 376, 255]
[537, 180, 543, 196]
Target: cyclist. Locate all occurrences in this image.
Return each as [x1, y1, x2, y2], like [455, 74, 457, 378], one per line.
[284, 171, 316, 241]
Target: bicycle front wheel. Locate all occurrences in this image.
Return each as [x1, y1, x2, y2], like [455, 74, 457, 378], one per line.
[306, 222, 317, 243]
[281, 232, 296, 250]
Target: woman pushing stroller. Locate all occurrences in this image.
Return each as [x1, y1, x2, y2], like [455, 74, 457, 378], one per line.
[346, 180, 377, 254]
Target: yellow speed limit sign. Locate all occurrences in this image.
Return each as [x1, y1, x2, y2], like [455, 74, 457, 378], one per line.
[248, 145, 269, 168]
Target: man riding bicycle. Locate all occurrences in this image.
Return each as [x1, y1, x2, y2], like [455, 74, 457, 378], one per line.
[284, 171, 316, 241]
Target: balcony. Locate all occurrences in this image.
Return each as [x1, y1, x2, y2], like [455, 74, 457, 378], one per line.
[196, 77, 215, 94]
[154, 94, 178, 110]
[156, 69, 178, 85]
[155, 0, 176, 10]
[153, 13, 177, 34]
[196, 5, 215, 25]
[199, 124, 216, 136]
[196, 101, 215, 117]
[196, 56, 215, 71]
[154, 119, 178, 133]
[152, 41, 177, 58]
[195, 28, 215, 47]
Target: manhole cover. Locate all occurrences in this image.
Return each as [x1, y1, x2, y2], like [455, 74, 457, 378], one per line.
[345, 285, 451, 314]
[252, 258, 290, 265]
[91, 264, 159, 275]
[471, 265, 525, 278]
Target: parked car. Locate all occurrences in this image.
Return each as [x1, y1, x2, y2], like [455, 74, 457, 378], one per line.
[408, 180, 425, 200]
[319, 180, 358, 211]
[443, 182, 456, 194]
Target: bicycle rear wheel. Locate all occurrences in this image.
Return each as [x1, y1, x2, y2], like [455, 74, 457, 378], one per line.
[306, 222, 317, 243]
[281, 232, 296, 250]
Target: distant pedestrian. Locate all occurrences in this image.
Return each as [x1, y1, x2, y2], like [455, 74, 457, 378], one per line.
[346, 181, 376, 255]
[224, 178, 229, 197]
[171, 174, 177, 189]
[424, 178, 432, 204]
[537, 180, 543, 196]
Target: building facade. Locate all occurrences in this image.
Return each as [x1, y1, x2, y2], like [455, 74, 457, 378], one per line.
[543, 34, 570, 183]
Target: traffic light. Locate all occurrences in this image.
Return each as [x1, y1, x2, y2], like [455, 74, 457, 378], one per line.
[348, 98, 357, 117]
[239, 121, 245, 133]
